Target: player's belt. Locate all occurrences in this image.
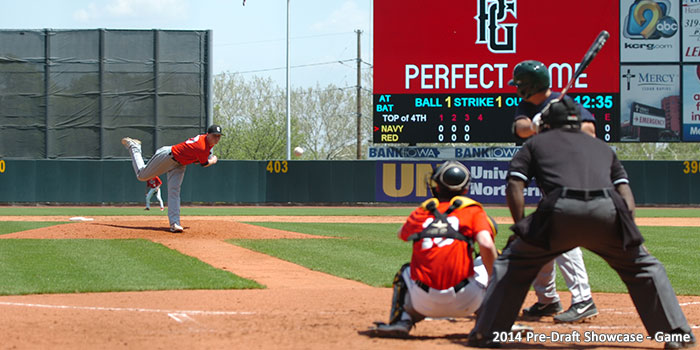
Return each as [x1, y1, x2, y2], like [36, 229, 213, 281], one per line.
[169, 152, 182, 165]
[415, 278, 470, 293]
[560, 188, 610, 201]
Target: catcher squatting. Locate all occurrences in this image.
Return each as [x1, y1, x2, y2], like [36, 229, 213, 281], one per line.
[368, 74, 696, 349]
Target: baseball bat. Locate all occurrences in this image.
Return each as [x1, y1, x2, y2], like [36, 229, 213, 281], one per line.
[558, 30, 610, 99]
[533, 30, 610, 126]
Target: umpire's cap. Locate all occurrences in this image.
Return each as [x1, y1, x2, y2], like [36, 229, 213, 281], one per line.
[207, 124, 224, 135]
[541, 96, 582, 129]
[509, 60, 550, 99]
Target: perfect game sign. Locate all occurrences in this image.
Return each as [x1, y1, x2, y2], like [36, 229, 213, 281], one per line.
[372, 0, 620, 143]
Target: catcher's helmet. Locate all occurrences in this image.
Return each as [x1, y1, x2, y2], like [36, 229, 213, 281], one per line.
[429, 161, 471, 198]
[541, 96, 582, 129]
[508, 60, 550, 99]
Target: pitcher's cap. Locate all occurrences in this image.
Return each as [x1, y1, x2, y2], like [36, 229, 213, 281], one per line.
[207, 124, 224, 135]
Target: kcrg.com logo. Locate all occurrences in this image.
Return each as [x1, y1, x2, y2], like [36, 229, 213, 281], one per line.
[624, 0, 678, 39]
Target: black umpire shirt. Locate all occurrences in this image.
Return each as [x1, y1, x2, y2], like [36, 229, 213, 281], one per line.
[509, 127, 629, 196]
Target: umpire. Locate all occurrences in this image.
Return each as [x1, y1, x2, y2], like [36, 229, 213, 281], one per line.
[468, 98, 696, 349]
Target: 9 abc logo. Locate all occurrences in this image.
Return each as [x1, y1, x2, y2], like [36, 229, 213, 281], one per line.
[656, 16, 678, 37]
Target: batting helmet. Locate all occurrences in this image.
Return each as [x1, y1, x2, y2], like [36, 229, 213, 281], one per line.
[429, 161, 471, 199]
[541, 96, 582, 129]
[508, 60, 550, 99]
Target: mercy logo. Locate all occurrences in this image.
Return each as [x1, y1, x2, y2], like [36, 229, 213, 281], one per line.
[474, 0, 517, 53]
[624, 0, 677, 39]
[637, 72, 677, 86]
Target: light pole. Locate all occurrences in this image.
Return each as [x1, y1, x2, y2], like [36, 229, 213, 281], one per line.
[286, 0, 291, 160]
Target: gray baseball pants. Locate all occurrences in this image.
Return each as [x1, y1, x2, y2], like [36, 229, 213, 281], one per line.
[126, 144, 186, 226]
[533, 247, 592, 305]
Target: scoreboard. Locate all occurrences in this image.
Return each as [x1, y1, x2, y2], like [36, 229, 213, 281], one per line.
[374, 93, 619, 143]
[373, 0, 697, 144]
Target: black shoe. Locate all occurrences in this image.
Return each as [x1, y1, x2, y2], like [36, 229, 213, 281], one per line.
[369, 320, 412, 338]
[467, 331, 501, 348]
[664, 331, 696, 349]
[144, 207, 150, 211]
[522, 301, 563, 318]
[553, 299, 598, 323]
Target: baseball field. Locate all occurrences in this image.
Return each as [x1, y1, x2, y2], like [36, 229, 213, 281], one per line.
[0, 206, 698, 349]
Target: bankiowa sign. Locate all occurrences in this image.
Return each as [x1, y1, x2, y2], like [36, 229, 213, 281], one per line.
[368, 146, 521, 160]
[375, 160, 541, 204]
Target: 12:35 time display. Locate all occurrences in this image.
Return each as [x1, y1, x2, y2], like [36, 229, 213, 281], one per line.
[573, 94, 614, 109]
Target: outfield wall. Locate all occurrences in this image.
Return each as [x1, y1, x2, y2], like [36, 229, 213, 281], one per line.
[0, 159, 698, 205]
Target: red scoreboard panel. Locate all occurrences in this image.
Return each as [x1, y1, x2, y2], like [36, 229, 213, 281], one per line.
[373, 0, 620, 143]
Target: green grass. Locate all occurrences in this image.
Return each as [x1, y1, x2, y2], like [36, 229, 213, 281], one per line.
[0, 239, 262, 295]
[0, 206, 414, 217]
[0, 221, 67, 235]
[567, 226, 700, 295]
[231, 223, 410, 286]
[1, 206, 699, 218]
[234, 222, 700, 295]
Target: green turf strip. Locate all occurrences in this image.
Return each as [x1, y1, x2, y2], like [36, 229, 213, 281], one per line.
[0, 239, 262, 295]
[233, 222, 700, 295]
[0, 221, 67, 235]
[0, 206, 415, 217]
[1, 206, 699, 218]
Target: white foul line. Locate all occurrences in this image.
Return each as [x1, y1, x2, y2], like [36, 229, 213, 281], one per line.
[0, 301, 255, 316]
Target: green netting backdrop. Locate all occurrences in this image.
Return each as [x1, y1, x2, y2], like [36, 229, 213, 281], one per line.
[0, 29, 211, 159]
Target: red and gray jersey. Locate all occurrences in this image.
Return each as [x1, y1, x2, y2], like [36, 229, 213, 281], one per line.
[170, 134, 213, 166]
[146, 176, 162, 189]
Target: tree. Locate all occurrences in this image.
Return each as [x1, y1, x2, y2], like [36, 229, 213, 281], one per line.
[213, 73, 304, 160]
[213, 70, 375, 160]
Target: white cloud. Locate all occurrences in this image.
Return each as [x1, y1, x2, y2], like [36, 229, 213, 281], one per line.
[311, 1, 368, 32]
[73, 0, 187, 22]
[73, 3, 100, 22]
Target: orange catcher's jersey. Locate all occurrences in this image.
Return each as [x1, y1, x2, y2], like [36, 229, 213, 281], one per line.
[399, 201, 494, 290]
[146, 176, 162, 188]
[171, 134, 213, 166]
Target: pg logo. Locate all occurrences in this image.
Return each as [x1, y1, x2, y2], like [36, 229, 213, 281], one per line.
[624, 0, 678, 39]
[474, 0, 517, 53]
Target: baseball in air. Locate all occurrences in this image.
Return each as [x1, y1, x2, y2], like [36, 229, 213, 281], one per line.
[293, 146, 304, 156]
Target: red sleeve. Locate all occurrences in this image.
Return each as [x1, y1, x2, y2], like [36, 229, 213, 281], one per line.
[154, 176, 162, 187]
[465, 207, 494, 239]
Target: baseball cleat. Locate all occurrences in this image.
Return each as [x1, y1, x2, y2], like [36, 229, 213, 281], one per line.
[368, 320, 412, 338]
[170, 223, 184, 233]
[553, 299, 598, 323]
[121, 137, 142, 149]
[522, 301, 563, 318]
[160, 207, 164, 211]
[144, 207, 150, 210]
[467, 331, 502, 348]
[663, 330, 696, 349]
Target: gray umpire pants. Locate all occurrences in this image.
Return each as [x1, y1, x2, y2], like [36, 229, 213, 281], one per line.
[472, 195, 691, 338]
[533, 247, 592, 305]
[126, 144, 186, 226]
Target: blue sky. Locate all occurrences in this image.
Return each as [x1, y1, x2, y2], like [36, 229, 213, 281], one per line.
[0, 0, 373, 88]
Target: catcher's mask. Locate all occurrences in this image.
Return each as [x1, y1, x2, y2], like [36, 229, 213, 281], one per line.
[508, 60, 550, 99]
[541, 96, 582, 130]
[429, 161, 471, 198]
